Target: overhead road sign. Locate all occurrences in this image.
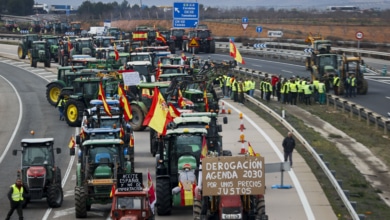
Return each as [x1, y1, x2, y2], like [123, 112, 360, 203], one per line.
[173, 2, 199, 29]
[267, 31, 283, 38]
[173, 19, 198, 28]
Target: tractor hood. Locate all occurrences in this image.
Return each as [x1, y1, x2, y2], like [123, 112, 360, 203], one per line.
[27, 166, 46, 177]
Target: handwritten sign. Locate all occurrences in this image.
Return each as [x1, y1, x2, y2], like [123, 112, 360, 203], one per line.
[117, 173, 143, 192]
[122, 72, 141, 86]
[202, 156, 265, 196]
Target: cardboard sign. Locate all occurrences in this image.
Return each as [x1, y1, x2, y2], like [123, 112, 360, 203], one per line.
[117, 173, 143, 192]
[122, 72, 141, 86]
[202, 156, 265, 196]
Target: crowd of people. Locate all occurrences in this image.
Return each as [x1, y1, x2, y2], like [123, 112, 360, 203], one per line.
[216, 72, 359, 105]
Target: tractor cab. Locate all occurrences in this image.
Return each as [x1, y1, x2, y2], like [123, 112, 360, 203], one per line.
[110, 189, 154, 220]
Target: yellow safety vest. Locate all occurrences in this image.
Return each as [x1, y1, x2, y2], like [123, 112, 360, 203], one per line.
[333, 76, 340, 86]
[231, 81, 237, 91]
[225, 76, 231, 87]
[289, 82, 298, 92]
[318, 82, 325, 93]
[304, 84, 312, 95]
[11, 184, 24, 201]
[251, 81, 256, 90]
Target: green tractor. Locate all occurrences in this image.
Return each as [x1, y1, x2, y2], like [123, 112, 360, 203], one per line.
[73, 38, 95, 57]
[70, 139, 132, 218]
[45, 66, 92, 106]
[12, 137, 63, 208]
[17, 34, 39, 59]
[150, 112, 228, 157]
[29, 41, 51, 68]
[41, 35, 60, 63]
[155, 127, 230, 216]
[63, 76, 122, 126]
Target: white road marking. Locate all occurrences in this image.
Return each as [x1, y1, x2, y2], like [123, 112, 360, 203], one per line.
[223, 101, 315, 220]
[281, 69, 293, 73]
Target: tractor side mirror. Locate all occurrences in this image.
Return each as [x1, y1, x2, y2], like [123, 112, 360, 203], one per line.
[56, 148, 62, 154]
[217, 124, 222, 133]
[223, 116, 228, 124]
[69, 147, 75, 156]
[12, 150, 17, 156]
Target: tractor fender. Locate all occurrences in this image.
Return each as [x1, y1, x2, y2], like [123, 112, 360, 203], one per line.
[130, 101, 148, 114]
[46, 80, 66, 88]
[76, 163, 82, 187]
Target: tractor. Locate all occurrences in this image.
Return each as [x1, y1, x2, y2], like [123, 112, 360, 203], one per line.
[338, 54, 368, 95]
[5, 19, 18, 32]
[70, 139, 132, 218]
[12, 137, 63, 208]
[45, 66, 96, 106]
[107, 27, 123, 40]
[184, 29, 216, 54]
[30, 20, 42, 33]
[29, 41, 51, 68]
[41, 35, 60, 62]
[63, 76, 122, 127]
[110, 188, 154, 220]
[150, 112, 228, 157]
[78, 99, 135, 172]
[17, 34, 39, 59]
[71, 21, 82, 35]
[73, 38, 95, 57]
[169, 28, 188, 51]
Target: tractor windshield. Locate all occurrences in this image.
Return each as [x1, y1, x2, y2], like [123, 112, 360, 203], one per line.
[46, 38, 58, 45]
[116, 196, 144, 209]
[172, 29, 184, 37]
[88, 132, 118, 140]
[169, 135, 202, 171]
[23, 147, 53, 166]
[88, 146, 119, 164]
[197, 30, 210, 38]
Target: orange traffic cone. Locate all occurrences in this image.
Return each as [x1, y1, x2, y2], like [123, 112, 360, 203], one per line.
[238, 113, 246, 131]
[220, 102, 226, 114]
[240, 137, 246, 154]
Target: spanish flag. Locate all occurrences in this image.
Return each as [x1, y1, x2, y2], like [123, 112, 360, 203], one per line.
[142, 87, 173, 136]
[156, 31, 167, 44]
[179, 181, 196, 206]
[248, 142, 256, 156]
[114, 43, 119, 61]
[203, 89, 209, 112]
[178, 89, 185, 108]
[132, 31, 147, 41]
[68, 136, 75, 148]
[98, 82, 112, 117]
[118, 83, 132, 121]
[168, 103, 181, 118]
[156, 60, 162, 80]
[200, 135, 208, 160]
[229, 38, 245, 64]
[109, 184, 115, 198]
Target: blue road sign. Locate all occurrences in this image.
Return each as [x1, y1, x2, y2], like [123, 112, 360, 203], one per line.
[173, 2, 199, 19]
[242, 17, 248, 23]
[173, 19, 199, 28]
[256, 26, 263, 33]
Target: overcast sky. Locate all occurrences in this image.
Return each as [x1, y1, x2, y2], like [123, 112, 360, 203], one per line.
[40, 0, 388, 10]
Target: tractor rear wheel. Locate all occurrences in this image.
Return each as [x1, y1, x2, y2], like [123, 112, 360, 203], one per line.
[75, 186, 87, 218]
[156, 178, 172, 215]
[64, 99, 84, 127]
[255, 196, 266, 218]
[359, 79, 368, 95]
[46, 83, 63, 106]
[18, 46, 25, 59]
[47, 183, 63, 208]
[129, 104, 146, 131]
[210, 40, 216, 53]
[32, 59, 37, 68]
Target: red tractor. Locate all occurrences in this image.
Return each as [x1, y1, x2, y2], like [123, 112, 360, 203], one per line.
[5, 20, 18, 32]
[169, 28, 188, 51]
[110, 189, 154, 220]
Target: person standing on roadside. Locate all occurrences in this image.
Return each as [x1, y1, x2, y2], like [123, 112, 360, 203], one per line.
[333, 73, 340, 95]
[6, 178, 28, 220]
[282, 132, 296, 167]
[56, 94, 66, 121]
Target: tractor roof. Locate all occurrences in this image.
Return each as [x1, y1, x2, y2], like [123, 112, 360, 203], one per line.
[180, 112, 218, 118]
[90, 99, 120, 106]
[82, 139, 123, 146]
[138, 81, 170, 88]
[57, 65, 85, 71]
[21, 138, 54, 145]
[173, 116, 211, 125]
[126, 61, 152, 66]
[82, 127, 121, 134]
[166, 127, 207, 136]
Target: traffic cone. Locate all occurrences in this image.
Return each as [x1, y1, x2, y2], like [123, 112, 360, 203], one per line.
[238, 113, 246, 131]
[240, 135, 246, 154]
[228, 109, 231, 114]
[220, 101, 226, 114]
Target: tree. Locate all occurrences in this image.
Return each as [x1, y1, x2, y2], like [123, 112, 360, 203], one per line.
[4, 0, 34, 15]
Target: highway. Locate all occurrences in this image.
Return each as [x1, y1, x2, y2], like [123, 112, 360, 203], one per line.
[0, 42, 386, 219]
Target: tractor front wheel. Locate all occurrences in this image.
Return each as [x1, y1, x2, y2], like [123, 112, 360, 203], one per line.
[193, 199, 202, 219]
[64, 99, 84, 127]
[46, 83, 63, 106]
[75, 186, 87, 218]
[156, 178, 172, 216]
[129, 104, 146, 131]
[47, 183, 63, 208]
[17, 46, 25, 59]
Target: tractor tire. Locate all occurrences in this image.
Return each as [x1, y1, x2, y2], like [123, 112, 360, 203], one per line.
[32, 59, 37, 68]
[255, 196, 266, 219]
[150, 129, 158, 157]
[182, 41, 188, 52]
[45, 58, 51, 68]
[54, 57, 59, 63]
[193, 199, 202, 219]
[169, 43, 176, 54]
[194, 47, 200, 54]
[210, 40, 216, 53]
[359, 79, 368, 95]
[18, 46, 25, 59]
[156, 178, 172, 216]
[75, 186, 87, 218]
[46, 83, 63, 106]
[129, 104, 146, 131]
[64, 99, 84, 127]
[47, 183, 63, 208]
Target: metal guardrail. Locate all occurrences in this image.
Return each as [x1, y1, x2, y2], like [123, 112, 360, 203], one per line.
[245, 94, 362, 220]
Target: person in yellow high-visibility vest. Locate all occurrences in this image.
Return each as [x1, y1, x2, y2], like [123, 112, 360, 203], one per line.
[6, 178, 28, 220]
